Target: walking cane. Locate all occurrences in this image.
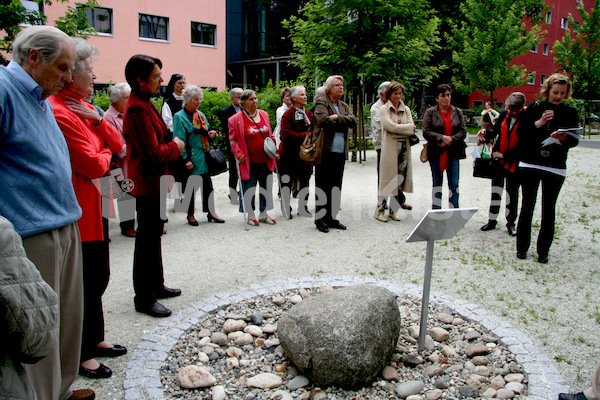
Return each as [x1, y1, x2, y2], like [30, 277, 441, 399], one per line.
[235, 157, 250, 231]
[274, 164, 290, 219]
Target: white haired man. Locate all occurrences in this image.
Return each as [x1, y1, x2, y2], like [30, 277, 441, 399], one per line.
[370, 81, 390, 217]
[104, 82, 136, 237]
[0, 26, 94, 400]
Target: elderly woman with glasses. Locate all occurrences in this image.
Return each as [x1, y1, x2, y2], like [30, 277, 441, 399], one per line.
[173, 85, 224, 225]
[49, 38, 126, 380]
[279, 85, 314, 218]
[229, 89, 278, 226]
[313, 75, 357, 233]
[516, 73, 579, 264]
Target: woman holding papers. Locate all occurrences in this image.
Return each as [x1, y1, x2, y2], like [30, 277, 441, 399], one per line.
[516, 73, 580, 264]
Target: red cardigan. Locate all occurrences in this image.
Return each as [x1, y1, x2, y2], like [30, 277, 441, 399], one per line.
[49, 90, 123, 242]
[228, 109, 277, 180]
[123, 93, 180, 196]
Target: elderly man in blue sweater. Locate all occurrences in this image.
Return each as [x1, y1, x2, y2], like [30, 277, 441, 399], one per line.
[0, 26, 94, 400]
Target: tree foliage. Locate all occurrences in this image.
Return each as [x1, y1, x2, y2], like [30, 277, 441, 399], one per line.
[284, 0, 441, 96]
[0, 0, 98, 66]
[553, 0, 600, 128]
[450, 0, 547, 102]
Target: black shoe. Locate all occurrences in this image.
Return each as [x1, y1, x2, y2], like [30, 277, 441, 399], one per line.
[79, 363, 112, 379]
[328, 220, 347, 230]
[315, 219, 329, 233]
[516, 252, 527, 260]
[156, 286, 182, 299]
[207, 213, 225, 223]
[481, 221, 497, 231]
[538, 255, 548, 264]
[507, 224, 517, 236]
[187, 215, 199, 226]
[559, 393, 588, 400]
[135, 301, 172, 317]
[94, 345, 127, 358]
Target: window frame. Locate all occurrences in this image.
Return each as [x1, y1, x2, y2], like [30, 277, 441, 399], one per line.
[527, 72, 536, 85]
[561, 17, 569, 29]
[546, 11, 552, 24]
[191, 21, 217, 48]
[530, 43, 539, 53]
[139, 13, 170, 42]
[543, 43, 549, 56]
[78, 6, 113, 36]
[540, 74, 547, 86]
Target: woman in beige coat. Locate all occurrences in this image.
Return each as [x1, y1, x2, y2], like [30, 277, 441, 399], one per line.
[376, 81, 416, 222]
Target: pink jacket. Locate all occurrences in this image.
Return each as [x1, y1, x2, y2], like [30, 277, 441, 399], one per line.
[228, 109, 277, 180]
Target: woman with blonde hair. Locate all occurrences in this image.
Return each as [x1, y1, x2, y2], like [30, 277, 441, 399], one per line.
[516, 73, 579, 263]
[376, 81, 416, 222]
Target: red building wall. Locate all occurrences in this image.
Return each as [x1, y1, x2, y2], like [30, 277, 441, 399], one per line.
[468, 0, 593, 108]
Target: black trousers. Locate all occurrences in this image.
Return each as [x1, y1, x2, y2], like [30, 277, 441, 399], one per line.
[227, 149, 238, 192]
[517, 168, 565, 257]
[182, 173, 215, 216]
[80, 218, 110, 362]
[315, 152, 345, 223]
[133, 195, 165, 307]
[488, 169, 520, 225]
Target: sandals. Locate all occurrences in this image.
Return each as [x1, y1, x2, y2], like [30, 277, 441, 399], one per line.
[258, 215, 276, 225]
[247, 217, 259, 226]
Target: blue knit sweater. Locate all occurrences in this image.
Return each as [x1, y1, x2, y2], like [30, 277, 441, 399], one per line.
[0, 65, 81, 238]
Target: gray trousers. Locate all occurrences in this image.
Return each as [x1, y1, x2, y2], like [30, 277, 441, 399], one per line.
[23, 223, 83, 400]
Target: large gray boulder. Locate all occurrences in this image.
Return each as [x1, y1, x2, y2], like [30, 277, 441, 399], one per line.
[278, 284, 401, 388]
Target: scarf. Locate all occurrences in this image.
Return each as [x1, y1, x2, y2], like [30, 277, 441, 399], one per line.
[186, 109, 209, 151]
[439, 107, 452, 171]
[499, 115, 520, 173]
[293, 105, 311, 127]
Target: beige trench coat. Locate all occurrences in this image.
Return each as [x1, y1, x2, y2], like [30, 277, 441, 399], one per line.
[378, 100, 414, 196]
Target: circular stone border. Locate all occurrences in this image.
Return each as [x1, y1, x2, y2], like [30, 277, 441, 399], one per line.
[122, 276, 569, 400]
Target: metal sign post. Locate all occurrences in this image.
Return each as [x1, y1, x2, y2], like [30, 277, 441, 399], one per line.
[406, 207, 478, 352]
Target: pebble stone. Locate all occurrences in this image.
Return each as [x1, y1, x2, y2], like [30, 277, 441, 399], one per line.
[124, 278, 569, 400]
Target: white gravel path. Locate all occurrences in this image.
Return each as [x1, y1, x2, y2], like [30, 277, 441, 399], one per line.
[73, 137, 600, 399]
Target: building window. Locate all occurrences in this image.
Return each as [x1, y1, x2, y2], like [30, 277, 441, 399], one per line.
[473, 100, 483, 109]
[531, 43, 539, 53]
[540, 74, 546, 86]
[191, 22, 216, 47]
[561, 17, 569, 29]
[139, 14, 169, 41]
[79, 7, 113, 35]
[18, 0, 43, 26]
[546, 11, 552, 24]
[527, 72, 536, 85]
[543, 43, 549, 56]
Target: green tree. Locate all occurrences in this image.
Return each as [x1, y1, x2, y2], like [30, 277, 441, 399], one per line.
[554, 0, 600, 133]
[284, 0, 441, 95]
[450, 0, 547, 103]
[0, 0, 98, 65]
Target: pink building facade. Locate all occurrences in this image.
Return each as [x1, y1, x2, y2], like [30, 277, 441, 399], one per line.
[43, 0, 226, 90]
[468, 0, 593, 108]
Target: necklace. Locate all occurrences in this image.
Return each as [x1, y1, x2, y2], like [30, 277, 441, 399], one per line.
[245, 110, 258, 119]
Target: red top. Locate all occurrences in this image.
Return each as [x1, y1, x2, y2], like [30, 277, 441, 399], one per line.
[244, 114, 270, 164]
[49, 90, 123, 242]
[123, 92, 180, 196]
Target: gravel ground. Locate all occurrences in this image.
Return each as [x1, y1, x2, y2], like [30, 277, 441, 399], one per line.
[73, 136, 600, 399]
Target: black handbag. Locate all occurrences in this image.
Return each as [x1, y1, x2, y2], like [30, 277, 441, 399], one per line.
[408, 134, 420, 146]
[473, 158, 501, 179]
[205, 147, 228, 176]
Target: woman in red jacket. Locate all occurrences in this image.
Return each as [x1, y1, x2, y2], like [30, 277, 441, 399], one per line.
[123, 55, 185, 317]
[50, 38, 126, 379]
[229, 89, 278, 226]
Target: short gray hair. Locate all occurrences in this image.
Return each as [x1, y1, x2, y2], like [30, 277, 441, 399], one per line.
[108, 83, 131, 104]
[240, 89, 256, 107]
[505, 92, 526, 109]
[324, 75, 343, 95]
[289, 85, 306, 101]
[377, 81, 391, 95]
[182, 85, 204, 105]
[230, 87, 243, 98]
[12, 26, 71, 65]
[71, 38, 98, 77]
[314, 86, 326, 102]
